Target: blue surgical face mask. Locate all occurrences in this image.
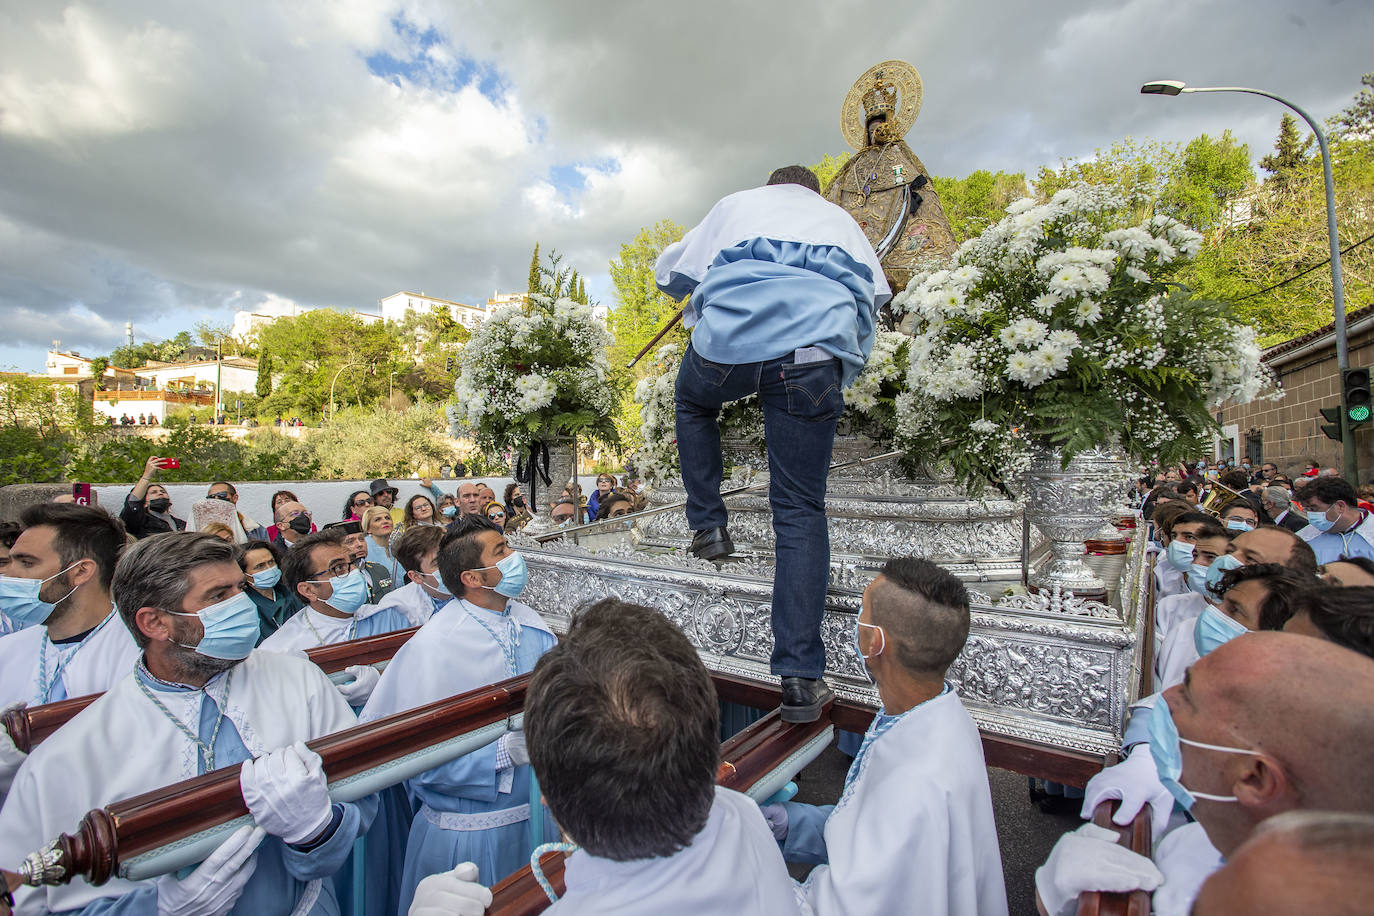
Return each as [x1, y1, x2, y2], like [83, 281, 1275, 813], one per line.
[251, 566, 282, 590]
[1186, 562, 1214, 596]
[441, 505, 457, 518]
[315, 568, 368, 615]
[1305, 507, 1337, 533]
[1148, 698, 1248, 810]
[0, 562, 82, 627]
[167, 591, 260, 660]
[1166, 540, 1196, 572]
[473, 551, 528, 598]
[1225, 519, 1254, 532]
[1193, 603, 1249, 656]
[422, 570, 452, 597]
[1205, 554, 1243, 592]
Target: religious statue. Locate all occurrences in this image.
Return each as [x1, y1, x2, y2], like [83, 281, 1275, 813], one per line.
[825, 60, 957, 298]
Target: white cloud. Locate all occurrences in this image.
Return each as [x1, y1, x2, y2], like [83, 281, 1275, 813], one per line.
[0, 0, 1370, 373]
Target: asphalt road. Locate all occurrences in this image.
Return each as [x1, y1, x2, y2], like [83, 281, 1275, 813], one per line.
[787, 738, 1082, 916]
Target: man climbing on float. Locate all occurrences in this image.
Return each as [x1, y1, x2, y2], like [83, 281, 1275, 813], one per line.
[654, 165, 889, 722]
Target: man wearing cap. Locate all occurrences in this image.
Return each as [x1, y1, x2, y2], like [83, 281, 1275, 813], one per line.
[323, 520, 394, 602]
[370, 479, 403, 525]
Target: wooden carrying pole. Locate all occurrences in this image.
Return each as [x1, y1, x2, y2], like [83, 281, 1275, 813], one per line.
[5, 673, 529, 889]
[1076, 800, 1153, 916]
[1, 627, 421, 754]
[624, 308, 684, 370]
[488, 705, 834, 914]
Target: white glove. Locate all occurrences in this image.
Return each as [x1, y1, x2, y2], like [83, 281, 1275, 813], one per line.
[409, 861, 493, 916]
[336, 665, 380, 705]
[760, 803, 789, 841]
[1081, 744, 1176, 839]
[240, 741, 334, 845]
[0, 702, 27, 793]
[1035, 822, 1164, 916]
[155, 825, 265, 916]
[499, 730, 529, 768]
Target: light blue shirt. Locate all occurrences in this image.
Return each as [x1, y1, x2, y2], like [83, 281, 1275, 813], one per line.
[1299, 512, 1374, 563]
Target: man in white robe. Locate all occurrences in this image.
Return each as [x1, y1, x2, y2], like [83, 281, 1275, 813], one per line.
[260, 531, 411, 706]
[408, 597, 798, 915]
[764, 557, 1008, 916]
[361, 515, 557, 909]
[374, 526, 451, 628]
[261, 529, 414, 916]
[1036, 633, 1374, 916]
[0, 503, 138, 796]
[0, 532, 375, 915]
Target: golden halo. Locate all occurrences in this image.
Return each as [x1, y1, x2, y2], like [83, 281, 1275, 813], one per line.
[841, 59, 923, 150]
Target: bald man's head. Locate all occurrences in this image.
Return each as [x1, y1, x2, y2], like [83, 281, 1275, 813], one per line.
[1167, 632, 1374, 856]
[1192, 811, 1374, 916]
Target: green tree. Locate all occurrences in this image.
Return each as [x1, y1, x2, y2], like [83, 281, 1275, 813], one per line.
[1158, 131, 1255, 233]
[810, 153, 852, 194]
[606, 220, 687, 372]
[0, 376, 83, 484]
[395, 306, 472, 399]
[305, 403, 457, 479]
[255, 309, 403, 418]
[69, 417, 318, 483]
[930, 170, 1031, 242]
[88, 357, 109, 391]
[527, 243, 542, 294]
[256, 348, 272, 398]
[1259, 114, 1315, 181]
[1329, 71, 1374, 142]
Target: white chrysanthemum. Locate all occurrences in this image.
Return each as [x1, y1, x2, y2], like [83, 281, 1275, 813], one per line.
[1073, 300, 1103, 326]
[1047, 330, 1080, 351]
[999, 318, 1049, 350]
[1006, 197, 1037, 216]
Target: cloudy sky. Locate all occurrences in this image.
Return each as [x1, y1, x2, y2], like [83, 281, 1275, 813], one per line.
[0, 0, 1369, 372]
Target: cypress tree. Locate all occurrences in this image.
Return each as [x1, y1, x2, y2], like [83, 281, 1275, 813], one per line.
[527, 243, 541, 294]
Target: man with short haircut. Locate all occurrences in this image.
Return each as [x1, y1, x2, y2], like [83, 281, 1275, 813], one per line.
[0, 532, 376, 915]
[1148, 502, 1192, 600]
[1043, 633, 1374, 915]
[765, 557, 1008, 916]
[1261, 485, 1306, 533]
[1176, 478, 1201, 506]
[1318, 556, 1374, 587]
[324, 519, 394, 601]
[0, 503, 138, 794]
[1284, 585, 1374, 658]
[454, 482, 485, 519]
[361, 515, 558, 906]
[207, 481, 269, 541]
[1154, 513, 1229, 656]
[260, 531, 409, 706]
[1217, 500, 1258, 532]
[273, 500, 315, 551]
[1221, 524, 1318, 579]
[550, 499, 577, 525]
[1191, 811, 1374, 916]
[411, 598, 798, 914]
[377, 525, 451, 627]
[1297, 476, 1374, 562]
[656, 165, 890, 724]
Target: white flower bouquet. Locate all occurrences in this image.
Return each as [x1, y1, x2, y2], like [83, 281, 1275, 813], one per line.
[448, 295, 622, 455]
[891, 185, 1275, 490]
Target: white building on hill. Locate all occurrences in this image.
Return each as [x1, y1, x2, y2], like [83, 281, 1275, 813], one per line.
[134, 357, 259, 393]
[379, 291, 487, 330]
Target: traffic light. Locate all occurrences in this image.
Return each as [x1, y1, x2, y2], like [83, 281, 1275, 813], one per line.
[1343, 367, 1372, 430]
[1319, 406, 1344, 441]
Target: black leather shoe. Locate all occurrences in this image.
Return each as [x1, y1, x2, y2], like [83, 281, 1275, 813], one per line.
[689, 526, 734, 561]
[780, 677, 833, 723]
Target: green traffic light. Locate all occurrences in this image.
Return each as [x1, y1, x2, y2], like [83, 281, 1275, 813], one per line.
[1350, 404, 1372, 423]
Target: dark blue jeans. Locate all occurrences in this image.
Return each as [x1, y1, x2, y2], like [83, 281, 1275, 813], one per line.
[674, 342, 843, 679]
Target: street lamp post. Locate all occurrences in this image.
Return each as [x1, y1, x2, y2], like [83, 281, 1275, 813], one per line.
[1140, 80, 1356, 480]
[328, 362, 360, 423]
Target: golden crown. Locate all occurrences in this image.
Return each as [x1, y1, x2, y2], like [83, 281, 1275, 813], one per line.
[862, 73, 898, 120]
